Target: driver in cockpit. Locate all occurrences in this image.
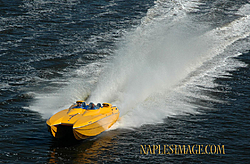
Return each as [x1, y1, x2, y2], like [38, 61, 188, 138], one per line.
[75, 100, 86, 108]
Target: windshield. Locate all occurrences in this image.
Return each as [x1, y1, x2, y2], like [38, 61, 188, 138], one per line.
[67, 103, 77, 113]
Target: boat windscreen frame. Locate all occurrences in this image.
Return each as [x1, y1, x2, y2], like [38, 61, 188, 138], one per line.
[67, 103, 77, 114]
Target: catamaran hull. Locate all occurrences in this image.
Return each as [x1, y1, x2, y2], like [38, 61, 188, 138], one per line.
[47, 104, 119, 140]
[73, 112, 119, 140]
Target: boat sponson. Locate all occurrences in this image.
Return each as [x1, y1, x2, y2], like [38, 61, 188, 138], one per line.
[73, 112, 119, 138]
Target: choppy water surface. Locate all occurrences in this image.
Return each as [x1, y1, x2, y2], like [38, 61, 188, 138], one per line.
[0, 0, 250, 163]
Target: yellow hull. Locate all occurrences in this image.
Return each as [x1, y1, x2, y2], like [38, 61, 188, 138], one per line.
[46, 103, 119, 140]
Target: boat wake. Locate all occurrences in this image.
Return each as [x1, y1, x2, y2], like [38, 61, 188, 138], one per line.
[89, 1, 250, 128]
[30, 1, 250, 129]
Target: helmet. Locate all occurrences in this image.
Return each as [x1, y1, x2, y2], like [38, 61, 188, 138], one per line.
[76, 100, 84, 103]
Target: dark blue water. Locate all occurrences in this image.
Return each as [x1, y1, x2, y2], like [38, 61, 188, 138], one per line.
[1, 0, 250, 163]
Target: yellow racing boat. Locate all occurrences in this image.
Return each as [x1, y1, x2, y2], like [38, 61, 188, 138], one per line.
[46, 101, 119, 140]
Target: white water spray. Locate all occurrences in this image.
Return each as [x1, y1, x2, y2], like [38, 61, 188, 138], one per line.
[30, 1, 250, 129]
[89, 1, 250, 128]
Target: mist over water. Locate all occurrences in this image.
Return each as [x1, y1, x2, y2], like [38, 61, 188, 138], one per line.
[91, 24, 204, 111]
[88, 2, 211, 127]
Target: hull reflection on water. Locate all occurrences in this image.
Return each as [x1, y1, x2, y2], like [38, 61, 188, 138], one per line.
[48, 130, 121, 163]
